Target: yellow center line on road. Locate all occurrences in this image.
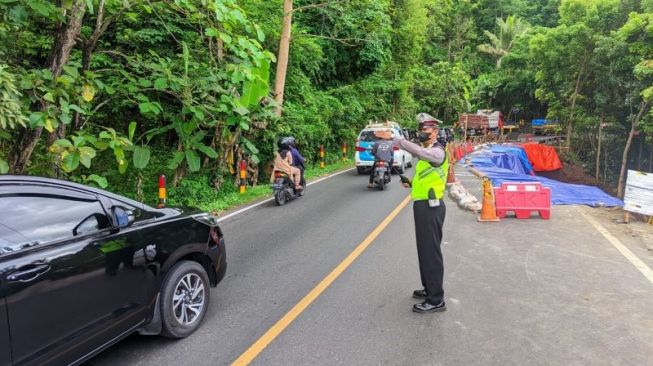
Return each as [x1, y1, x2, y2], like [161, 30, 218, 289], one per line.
[577, 207, 653, 285]
[231, 194, 412, 366]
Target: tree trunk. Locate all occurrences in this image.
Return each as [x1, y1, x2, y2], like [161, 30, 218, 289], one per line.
[75, 0, 112, 130]
[274, 0, 293, 116]
[595, 113, 603, 182]
[637, 134, 643, 171]
[566, 53, 588, 151]
[48, 1, 87, 76]
[603, 142, 608, 185]
[617, 101, 648, 198]
[649, 141, 652, 172]
[9, 0, 87, 174]
[172, 140, 185, 188]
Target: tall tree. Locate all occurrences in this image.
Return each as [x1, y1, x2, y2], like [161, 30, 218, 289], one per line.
[478, 15, 528, 68]
[529, 0, 621, 151]
[8, 0, 88, 174]
[615, 12, 653, 197]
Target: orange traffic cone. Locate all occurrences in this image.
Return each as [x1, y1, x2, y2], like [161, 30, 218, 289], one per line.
[446, 161, 456, 184]
[478, 177, 500, 222]
[448, 144, 457, 164]
[456, 145, 463, 160]
[465, 142, 473, 154]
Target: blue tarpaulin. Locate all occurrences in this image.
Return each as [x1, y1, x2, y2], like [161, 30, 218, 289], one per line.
[469, 152, 532, 175]
[468, 148, 623, 207]
[532, 119, 557, 126]
[489, 145, 534, 174]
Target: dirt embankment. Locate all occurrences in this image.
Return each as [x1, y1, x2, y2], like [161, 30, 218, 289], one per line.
[537, 160, 618, 196]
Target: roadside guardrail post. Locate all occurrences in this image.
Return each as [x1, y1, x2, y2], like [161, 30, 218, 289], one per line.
[239, 160, 247, 194]
[158, 175, 167, 208]
[320, 145, 325, 168]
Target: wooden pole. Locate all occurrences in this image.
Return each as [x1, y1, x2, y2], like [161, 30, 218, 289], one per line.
[637, 134, 643, 171]
[273, 0, 293, 116]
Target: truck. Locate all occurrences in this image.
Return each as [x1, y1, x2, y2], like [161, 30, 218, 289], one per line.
[457, 109, 503, 135]
[531, 119, 560, 136]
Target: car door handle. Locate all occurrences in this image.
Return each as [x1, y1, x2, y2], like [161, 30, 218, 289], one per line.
[7, 264, 51, 283]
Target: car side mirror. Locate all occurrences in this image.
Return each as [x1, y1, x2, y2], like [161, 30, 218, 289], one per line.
[113, 207, 135, 228]
[73, 214, 101, 236]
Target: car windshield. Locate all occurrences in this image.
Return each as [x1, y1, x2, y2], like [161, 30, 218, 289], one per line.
[359, 131, 378, 142]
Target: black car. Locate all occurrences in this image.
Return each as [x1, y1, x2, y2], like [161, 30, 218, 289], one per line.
[0, 176, 226, 366]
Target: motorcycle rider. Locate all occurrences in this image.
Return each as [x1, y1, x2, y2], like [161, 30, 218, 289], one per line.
[272, 137, 302, 190]
[287, 136, 305, 184]
[367, 134, 395, 188]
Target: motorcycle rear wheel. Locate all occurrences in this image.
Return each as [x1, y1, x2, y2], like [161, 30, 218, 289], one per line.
[275, 190, 287, 206]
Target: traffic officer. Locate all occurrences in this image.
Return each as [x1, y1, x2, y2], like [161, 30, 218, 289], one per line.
[375, 112, 448, 313]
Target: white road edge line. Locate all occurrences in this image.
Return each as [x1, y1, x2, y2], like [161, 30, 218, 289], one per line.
[216, 167, 355, 223]
[577, 207, 653, 285]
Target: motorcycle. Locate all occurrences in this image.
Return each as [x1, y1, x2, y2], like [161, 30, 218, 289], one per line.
[372, 160, 392, 191]
[271, 169, 305, 206]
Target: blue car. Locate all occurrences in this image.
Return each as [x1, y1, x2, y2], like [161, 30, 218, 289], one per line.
[354, 122, 413, 174]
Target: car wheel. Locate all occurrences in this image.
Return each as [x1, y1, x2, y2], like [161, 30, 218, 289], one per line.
[356, 167, 366, 175]
[161, 261, 210, 338]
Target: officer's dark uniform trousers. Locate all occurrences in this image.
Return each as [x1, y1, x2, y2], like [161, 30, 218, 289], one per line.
[413, 199, 446, 305]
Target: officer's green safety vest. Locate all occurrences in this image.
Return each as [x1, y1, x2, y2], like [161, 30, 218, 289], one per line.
[411, 146, 448, 201]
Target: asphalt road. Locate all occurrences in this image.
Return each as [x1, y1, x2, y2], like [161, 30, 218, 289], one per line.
[87, 166, 653, 366]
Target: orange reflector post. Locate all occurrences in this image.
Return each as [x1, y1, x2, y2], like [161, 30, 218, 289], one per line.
[341, 143, 347, 160]
[239, 160, 247, 194]
[157, 175, 167, 208]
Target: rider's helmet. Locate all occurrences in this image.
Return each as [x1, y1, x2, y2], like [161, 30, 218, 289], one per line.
[436, 129, 447, 144]
[278, 136, 291, 151]
[286, 136, 296, 147]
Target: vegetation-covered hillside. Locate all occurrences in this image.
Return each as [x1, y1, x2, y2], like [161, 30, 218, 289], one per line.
[1, 0, 651, 203]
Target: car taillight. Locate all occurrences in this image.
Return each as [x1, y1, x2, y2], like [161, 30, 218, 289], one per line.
[393, 146, 400, 151]
[355, 146, 366, 152]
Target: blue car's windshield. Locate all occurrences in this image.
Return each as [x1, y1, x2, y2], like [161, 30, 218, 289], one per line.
[359, 131, 377, 142]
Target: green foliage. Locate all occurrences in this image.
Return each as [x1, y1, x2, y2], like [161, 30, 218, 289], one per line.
[1, 0, 652, 207]
[0, 64, 28, 129]
[477, 15, 529, 67]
